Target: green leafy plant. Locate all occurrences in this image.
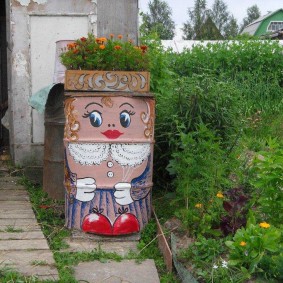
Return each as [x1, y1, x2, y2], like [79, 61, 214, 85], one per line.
[250, 138, 283, 226]
[167, 124, 232, 236]
[178, 237, 248, 283]
[60, 33, 150, 71]
[226, 216, 282, 276]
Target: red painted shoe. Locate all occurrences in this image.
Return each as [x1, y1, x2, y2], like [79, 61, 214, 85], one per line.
[113, 208, 140, 235]
[82, 207, 112, 235]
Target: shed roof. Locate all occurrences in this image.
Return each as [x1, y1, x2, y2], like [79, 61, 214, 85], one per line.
[242, 8, 283, 35]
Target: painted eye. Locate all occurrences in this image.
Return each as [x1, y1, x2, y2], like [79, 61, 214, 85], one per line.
[89, 111, 102, 127]
[120, 111, 131, 128]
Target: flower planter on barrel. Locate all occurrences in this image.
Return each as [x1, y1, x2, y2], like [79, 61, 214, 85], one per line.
[64, 70, 155, 236]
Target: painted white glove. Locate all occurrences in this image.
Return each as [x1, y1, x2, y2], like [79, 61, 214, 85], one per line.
[75, 178, 96, 202]
[114, 182, 134, 205]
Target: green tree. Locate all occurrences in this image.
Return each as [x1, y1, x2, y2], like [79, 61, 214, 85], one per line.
[241, 5, 261, 32]
[182, 0, 208, 39]
[140, 0, 175, 40]
[223, 15, 239, 38]
[198, 15, 224, 39]
[210, 0, 229, 35]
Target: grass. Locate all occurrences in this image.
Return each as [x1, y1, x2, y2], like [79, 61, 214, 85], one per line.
[30, 260, 50, 266]
[4, 226, 24, 233]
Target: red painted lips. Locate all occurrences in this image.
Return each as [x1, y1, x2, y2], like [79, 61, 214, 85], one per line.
[102, 130, 123, 139]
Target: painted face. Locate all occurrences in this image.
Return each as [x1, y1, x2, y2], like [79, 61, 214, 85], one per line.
[64, 96, 154, 142]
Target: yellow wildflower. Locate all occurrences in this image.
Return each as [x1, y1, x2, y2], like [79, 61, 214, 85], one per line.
[240, 241, 246, 246]
[259, 222, 270, 229]
[195, 203, 202, 209]
[216, 192, 224, 198]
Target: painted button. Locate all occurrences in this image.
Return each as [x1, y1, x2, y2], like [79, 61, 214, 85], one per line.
[107, 171, 114, 178]
[107, 161, 114, 168]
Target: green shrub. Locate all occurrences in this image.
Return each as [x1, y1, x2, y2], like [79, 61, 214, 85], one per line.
[250, 139, 283, 226]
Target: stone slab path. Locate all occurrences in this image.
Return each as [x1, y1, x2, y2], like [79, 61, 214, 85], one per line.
[0, 170, 59, 280]
[74, 259, 160, 283]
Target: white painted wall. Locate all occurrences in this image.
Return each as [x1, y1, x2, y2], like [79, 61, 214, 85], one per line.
[30, 16, 89, 143]
[161, 40, 283, 52]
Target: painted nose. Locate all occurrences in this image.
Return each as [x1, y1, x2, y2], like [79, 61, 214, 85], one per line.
[108, 124, 115, 127]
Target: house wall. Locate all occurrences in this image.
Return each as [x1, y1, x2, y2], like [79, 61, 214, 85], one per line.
[8, 0, 97, 165]
[97, 0, 139, 44]
[255, 10, 283, 36]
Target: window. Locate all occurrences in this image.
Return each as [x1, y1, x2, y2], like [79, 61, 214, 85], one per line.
[267, 21, 283, 32]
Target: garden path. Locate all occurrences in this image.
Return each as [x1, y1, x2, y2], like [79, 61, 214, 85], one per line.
[0, 159, 59, 280]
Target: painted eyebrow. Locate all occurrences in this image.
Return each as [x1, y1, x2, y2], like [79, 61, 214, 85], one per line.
[85, 102, 103, 109]
[119, 102, 134, 108]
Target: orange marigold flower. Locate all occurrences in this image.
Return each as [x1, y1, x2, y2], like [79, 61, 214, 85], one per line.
[99, 45, 105, 50]
[72, 49, 79, 54]
[67, 43, 76, 50]
[110, 33, 114, 39]
[259, 222, 270, 229]
[240, 241, 246, 246]
[114, 45, 121, 50]
[80, 37, 87, 42]
[100, 37, 107, 42]
[216, 192, 224, 198]
[195, 203, 202, 208]
[140, 45, 148, 51]
[96, 38, 102, 44]
[118, 34, 123, 39]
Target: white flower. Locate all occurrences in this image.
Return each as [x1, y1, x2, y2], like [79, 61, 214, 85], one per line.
[221, 260, 228, 268]
[213, 264, 218, 269]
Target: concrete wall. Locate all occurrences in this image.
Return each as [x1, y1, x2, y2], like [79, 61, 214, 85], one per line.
[8, 0, 97, 165]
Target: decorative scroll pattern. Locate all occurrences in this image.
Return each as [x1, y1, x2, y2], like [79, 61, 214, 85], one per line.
[65, 70, 150, 92]
[64, 98, 80, 141]
[141, 100, 155, 138]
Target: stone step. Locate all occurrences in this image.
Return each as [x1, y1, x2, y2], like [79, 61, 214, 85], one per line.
[0, 218, 41, 232]
[0, 212, 36, 219]
[0, 201, 32, 210]
[0, 183, 26, 190]
[74, 259, 160, 283]
[64, 238, 138, 256]
[0, 239, 49, 250]
[0, 207, 35, 214]
[0, 189, 29, 196]
[0, 250, 58, 280]
[0, 194, 30, 201]
[0, 231, 45, 240]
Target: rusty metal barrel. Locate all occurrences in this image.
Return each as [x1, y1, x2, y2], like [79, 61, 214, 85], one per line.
[43, 83, 65, 200]
[63, 70, 155, 236]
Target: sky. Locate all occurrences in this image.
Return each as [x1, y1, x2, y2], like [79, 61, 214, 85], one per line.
[139, 0, 283, 26]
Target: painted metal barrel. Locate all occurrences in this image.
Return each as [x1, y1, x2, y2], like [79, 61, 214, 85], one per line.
[64, 70, 155, 236]
[43, 83, 65, 200]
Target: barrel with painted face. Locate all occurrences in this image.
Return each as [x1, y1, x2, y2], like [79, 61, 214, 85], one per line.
[64, 71, 155, 236]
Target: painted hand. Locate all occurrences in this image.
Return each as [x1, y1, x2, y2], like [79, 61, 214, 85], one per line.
[75, 178, 96, 202]
[114, 182, 134, 205]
